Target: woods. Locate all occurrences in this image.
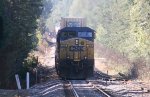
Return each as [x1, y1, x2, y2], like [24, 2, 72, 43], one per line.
[67, 0, 150, 79]
[0, 0, 44, 88]
[69, 0, 150, 61]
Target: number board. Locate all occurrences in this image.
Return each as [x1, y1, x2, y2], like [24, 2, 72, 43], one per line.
[69, 46, 85, 51]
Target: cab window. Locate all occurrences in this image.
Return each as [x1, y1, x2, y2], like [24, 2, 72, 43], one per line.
[60, 32, 67, 37]
[78, 32, 93, 37]
[60, 32, 77, 40]
[68, 32, 76, 38]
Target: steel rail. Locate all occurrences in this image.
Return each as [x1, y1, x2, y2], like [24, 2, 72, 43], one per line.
[63, 80, 79, 97]
[87, 81, 112, 97]
[93, 85, 111, 97]
[69, 81, 79, 97]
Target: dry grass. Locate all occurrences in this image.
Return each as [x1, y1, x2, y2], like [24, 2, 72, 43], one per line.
[94, 42, 150, 82]
[95, 42, 132, 78]
[95, 58, 131, 76]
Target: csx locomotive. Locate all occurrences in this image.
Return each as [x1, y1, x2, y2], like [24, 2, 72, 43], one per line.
[55, 27, 95, 79]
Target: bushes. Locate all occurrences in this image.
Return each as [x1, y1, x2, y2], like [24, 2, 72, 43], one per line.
[18, 54, 39, 89]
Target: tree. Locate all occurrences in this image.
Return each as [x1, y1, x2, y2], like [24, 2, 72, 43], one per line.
[0, 0, 44, 88]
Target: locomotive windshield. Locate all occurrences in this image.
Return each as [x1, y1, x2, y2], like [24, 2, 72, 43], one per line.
[60, 32, 77, 40]
[68, 32, 76, 37]
[60, 32, 67, 37]
[59, 31, 93, 40]
[78, 32, 92, 37]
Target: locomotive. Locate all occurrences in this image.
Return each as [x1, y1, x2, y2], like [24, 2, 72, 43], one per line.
[55, 18, 95, 79]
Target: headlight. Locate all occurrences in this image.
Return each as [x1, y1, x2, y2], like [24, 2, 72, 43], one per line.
[75, 39, 79, 45]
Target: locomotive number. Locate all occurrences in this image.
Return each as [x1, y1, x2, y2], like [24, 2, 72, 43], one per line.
[69, 46, 85, 51]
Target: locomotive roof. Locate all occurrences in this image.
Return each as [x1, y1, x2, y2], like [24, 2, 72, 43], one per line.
[58, 27, 95, 32]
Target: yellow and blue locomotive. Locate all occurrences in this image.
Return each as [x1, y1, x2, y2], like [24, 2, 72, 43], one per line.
[55, 27, 95, 79]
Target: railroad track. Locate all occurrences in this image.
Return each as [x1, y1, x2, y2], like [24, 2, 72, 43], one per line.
[63, 80, 79, 97]
[86, 81, 112, 97]
[29, 80, 65, 97]
[29, 69, 114, 97]
[63, 80, 112, 97]
[29, 78, 112, 97]
[62, 70, 114, 97]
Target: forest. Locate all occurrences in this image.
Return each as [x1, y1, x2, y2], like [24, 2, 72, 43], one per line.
[0, 0, 150, 88]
